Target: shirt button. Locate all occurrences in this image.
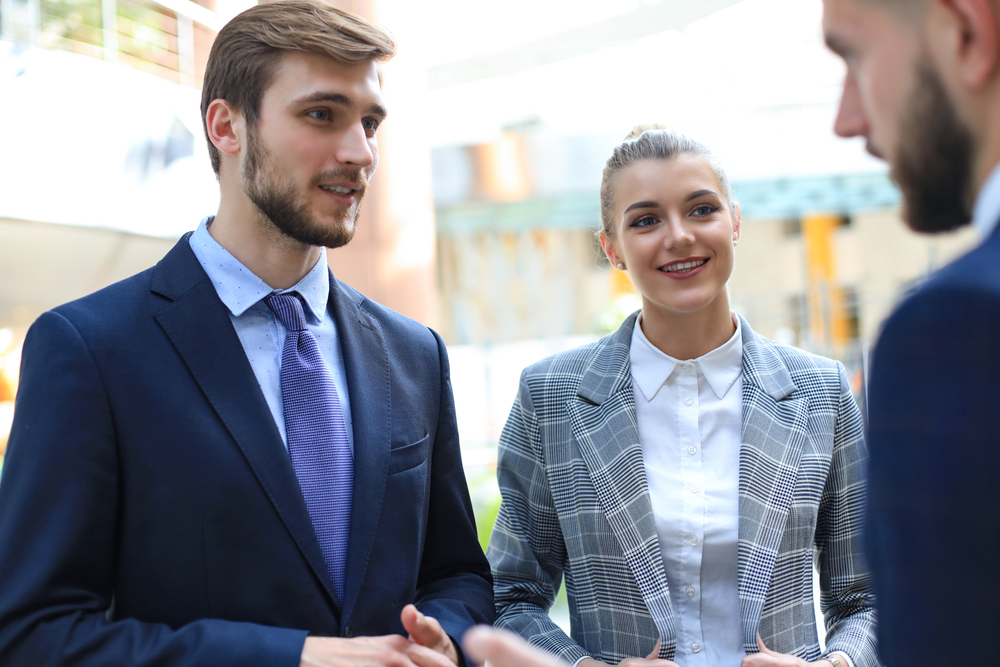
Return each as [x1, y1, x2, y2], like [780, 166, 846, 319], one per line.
[685, 587, 696, 597]
[689, 535, 698, 546]
[682, 363, 693, 372]
[684, 398, 694, 406]
[687, 446, 697, 455]
[689, 484, 700, 494]
[691, 643, 701, 653]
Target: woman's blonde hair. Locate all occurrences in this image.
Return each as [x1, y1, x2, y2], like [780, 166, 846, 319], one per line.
[599, 125, 736, 238]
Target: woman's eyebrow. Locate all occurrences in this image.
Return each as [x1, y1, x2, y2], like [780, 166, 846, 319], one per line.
[623, 200, 658, 214]
[685, 189, 718, 202]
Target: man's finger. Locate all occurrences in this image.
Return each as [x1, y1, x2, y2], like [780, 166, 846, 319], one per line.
[402, 605, 440, 645]
[462, 627, 569, 667]
[407, 642, 455, 667]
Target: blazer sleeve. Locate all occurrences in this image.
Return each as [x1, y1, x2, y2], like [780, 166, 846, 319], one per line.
[0, 312, 307, 667]
[489, 371, 589, 665]
[413, 330, 495, 643]
[814, 363, 879, 667]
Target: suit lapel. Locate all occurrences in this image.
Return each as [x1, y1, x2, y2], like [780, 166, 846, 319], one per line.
[736, 318, 807, 652]
[566, 314, 677, 657]
[327, 275, 392, 626]
[150, 237, 341, 614]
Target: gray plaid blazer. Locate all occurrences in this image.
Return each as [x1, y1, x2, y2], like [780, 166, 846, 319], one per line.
[489, 313, 878, 667]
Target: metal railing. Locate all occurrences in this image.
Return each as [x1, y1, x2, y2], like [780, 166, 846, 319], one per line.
[0, 0, 221, 86]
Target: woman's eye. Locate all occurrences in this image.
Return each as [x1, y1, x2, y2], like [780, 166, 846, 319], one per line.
[630, 215, 657, 228]
[692, 204, 719, 217]
[308, 109, 330, 121]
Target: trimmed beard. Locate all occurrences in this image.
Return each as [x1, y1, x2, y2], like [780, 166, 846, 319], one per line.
[240, 123, 365, 249]
[893, 62, 974, 234]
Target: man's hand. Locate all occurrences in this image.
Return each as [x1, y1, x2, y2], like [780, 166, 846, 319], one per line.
[740, 635, 835, 667]
[300, 634, 424, 667]
[462, 626, 571, 667]
[401, 604, 460, 666]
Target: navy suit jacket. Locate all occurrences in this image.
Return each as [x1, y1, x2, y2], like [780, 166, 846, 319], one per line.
[0, 235, 493, 666]
[866, 222, 1000, 665]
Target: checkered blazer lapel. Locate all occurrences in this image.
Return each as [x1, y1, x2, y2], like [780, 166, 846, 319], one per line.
[736, 316, 808, 653]
[565, 314, 677, 658]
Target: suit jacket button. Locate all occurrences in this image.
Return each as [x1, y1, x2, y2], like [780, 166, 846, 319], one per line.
[343, 626, 355, 638]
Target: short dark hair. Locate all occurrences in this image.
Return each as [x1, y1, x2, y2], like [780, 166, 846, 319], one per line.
[200, 0, 396, 175]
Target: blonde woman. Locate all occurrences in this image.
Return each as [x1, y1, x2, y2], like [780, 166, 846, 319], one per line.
[489, 128, 876, 667]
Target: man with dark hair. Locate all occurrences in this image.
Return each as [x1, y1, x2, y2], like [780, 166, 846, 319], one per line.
[822, 0, 1000, 664]
[0, 2, 493, 666]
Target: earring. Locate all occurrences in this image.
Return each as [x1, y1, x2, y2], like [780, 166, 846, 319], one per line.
[733, 239, 739, 247]
[616, 263, 625, 270]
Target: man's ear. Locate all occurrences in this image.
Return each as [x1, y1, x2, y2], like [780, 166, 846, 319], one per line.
[205, 99, 244, 157]
[933, 0, 1000, 90]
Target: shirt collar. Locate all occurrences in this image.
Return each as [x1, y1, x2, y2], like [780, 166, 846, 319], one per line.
[972, 161, 1000, 241]
[190, 217, 330, 321]
[629, 314, 743, 402]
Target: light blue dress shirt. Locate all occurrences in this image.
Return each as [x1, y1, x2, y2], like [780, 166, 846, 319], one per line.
[188, 217, 354, 453]
[973, 161, 1000, 241]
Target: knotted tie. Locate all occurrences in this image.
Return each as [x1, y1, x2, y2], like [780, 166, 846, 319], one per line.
[266, 292, 352, 602]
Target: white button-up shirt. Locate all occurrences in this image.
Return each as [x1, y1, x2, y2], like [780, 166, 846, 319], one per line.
[630, 316, 744, 667]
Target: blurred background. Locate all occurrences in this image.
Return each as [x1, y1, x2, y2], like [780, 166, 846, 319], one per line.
[0, 0, 980, 625]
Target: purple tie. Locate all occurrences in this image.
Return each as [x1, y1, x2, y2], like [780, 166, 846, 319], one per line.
[266, 292, 352, 602]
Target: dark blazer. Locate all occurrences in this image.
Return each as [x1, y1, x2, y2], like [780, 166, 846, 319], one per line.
[0, 235, 493, 667]
[866, 222, 1000, 665]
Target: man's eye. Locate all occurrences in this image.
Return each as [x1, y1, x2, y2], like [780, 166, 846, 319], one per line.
[362, 118, 380, 132]
[308, 109, 330, 121]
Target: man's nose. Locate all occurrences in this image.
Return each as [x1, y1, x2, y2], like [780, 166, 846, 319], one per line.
[833, 73, 869, 139]
[336, 123, 376, 167]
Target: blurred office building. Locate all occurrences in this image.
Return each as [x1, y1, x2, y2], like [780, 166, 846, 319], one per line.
[435, 126, 978, 456]
[0, 0, 982, 465]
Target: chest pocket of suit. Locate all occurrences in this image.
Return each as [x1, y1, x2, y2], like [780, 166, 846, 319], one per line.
[388, 434, 429, 475]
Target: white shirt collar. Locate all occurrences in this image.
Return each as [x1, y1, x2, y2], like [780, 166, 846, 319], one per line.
[972, 161, 1000, 241]
[629, 315, 743, 402]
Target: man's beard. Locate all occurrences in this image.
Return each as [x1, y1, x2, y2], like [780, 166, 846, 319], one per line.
[241, 124, 366, 249]
[892, 62, 974, 234]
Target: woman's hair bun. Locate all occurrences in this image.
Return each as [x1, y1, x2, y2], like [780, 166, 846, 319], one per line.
[624, 123, 667, 141]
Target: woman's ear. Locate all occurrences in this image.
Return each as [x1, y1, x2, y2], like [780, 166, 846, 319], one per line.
[732, 203, 742, 244]
[205, 99, 244, 157]
[599, 230, 621, 268]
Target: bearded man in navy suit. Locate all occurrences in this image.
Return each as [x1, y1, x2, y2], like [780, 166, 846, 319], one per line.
[822, 0, 1000, 665]
[0, 2, 492, 666]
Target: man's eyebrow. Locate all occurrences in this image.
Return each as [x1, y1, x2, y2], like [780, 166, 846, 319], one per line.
[295, 91, 352, 106]
[293, 93, 388, 119]
[623, 200, 659, 214]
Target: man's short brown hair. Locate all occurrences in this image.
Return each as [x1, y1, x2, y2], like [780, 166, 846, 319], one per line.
[200, 0, 396, 175]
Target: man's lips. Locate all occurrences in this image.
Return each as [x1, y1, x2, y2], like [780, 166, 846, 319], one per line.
[318, 182, 364, 206]
[659, 258, 708, 275]
[319, 183, 361, 196]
